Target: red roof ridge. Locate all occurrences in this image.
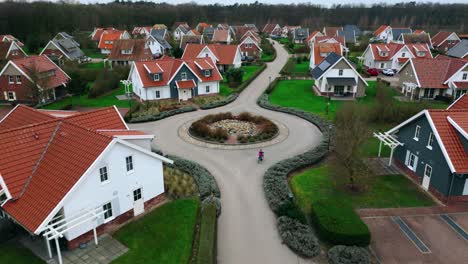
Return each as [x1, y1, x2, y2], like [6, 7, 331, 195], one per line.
[0, 117, 58, 135]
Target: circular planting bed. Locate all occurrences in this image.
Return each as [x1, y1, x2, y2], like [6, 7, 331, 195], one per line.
[189, 112, 279, 145]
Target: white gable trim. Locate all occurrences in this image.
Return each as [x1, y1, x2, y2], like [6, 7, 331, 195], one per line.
[115, 138, 173, 164]
[0, 104, 20, 125]
[5, 41, 26, 59]
[167, 61, 202, 84]
[42, 55, 72, 80]
[39, 40, 71, 60]
[447, 93, 466, 109]
[447, 116, 468, 140]
[363, 44, 375, 60]
[197, 46, 219, 62]
[0, 61, 35, 85]
[387, 110, 456, 173]
[240, 36, 262, 51]
[443, 62, 468, 85]
[398, 59, 421, 87]
[113, 105, 130, 130]
[316, 56, 368, 85]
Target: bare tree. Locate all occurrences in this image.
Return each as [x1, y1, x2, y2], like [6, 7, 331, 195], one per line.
[330, 103, 372, 192]
[25, 59, 52, 103]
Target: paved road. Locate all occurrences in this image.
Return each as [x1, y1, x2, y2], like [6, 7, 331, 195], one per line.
[130, 41, 322, 263]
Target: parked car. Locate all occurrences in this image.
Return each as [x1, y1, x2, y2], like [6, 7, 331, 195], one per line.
[382, 68, 395, 76]
[367, 68, 379, 76]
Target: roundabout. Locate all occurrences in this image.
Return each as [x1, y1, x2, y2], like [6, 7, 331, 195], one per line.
[129, 40, 323, 264]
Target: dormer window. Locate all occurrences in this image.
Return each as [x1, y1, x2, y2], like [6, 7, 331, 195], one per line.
[204, 70, 211, 77]
[417, 51, 426, 57]
[153, 73, 160, 81]
[320, 52, 329, 58]
[121, 49, 132, 54]
[380, 51, 388, 57]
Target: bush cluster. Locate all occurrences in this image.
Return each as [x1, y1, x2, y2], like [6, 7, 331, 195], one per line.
[88, 66, 129, 98]
[126, 105, 197, 123]
[328, 245, 370, 264]
[200, 93, 238, 109]
[225, 67, 245, 87]
[166, 155, 221, 200]
[163, 167, 198, 199]
[196, 201, 218, 264]
[277, 216, 320, 258]
[311, 199, 371, 246]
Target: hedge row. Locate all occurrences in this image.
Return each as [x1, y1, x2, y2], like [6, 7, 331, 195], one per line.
[277, 216, 320, 258]
[234, 63, 267, 94]
[328, 245, 370, 264]
[311, 199, 371, 246]
[127, 106, 197, 123]
[196, 201, 218, 264]
[200, 93, 238, 109]
[166, 155, 221, 201]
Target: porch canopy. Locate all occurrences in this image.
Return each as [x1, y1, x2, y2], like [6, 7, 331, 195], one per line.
[327, 77, 356, 86]
[373, 132, 404, 165]
[176, 80, 196, 89]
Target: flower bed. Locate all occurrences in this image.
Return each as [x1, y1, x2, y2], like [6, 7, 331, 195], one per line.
[189, 112, 279, 144]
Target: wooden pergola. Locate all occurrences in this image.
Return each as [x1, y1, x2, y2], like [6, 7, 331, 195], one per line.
[373, 132, 404, 166]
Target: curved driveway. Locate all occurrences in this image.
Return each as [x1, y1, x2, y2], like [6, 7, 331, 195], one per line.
[130, 41, 322, 264]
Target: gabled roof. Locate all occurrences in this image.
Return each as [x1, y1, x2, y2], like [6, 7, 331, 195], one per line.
[0, 105, 158, 233]
[90, 28, 117, 42]
[150, 28, 167, 39]
[447, 39, 468, 59]
[0, 55, 70, 89]
[311, 52, 341, 79]
[131, 57, 222, 88]
[374, 25, 391, 36]
[0, 41, 26, 59]
[98, 30, 127, 50]
[316, 36, 346, 47]
[413, 30, 425, 34]
[212, 29, 230, 42]
[312, 42, 343, 66]
[294, 28, 309, 40]
[432, 31, 459, 47]
[448, 94, 468, 110]
[305, 31, 323, 43]
[173, 22, 189, 30]
[175, 25, 189, 34]
[368, 43, 431, 61]
[262, 24, 280, 34]
[42, 37, 84, 60]
[180, 35, 204, 49]
[392, 28, 412, 40]
[408, 57, 467, 89]
[323, 26, 343, 37]
[0, 34, 24, 46]
[338, 25, 360, 43]
[401, 33, 432, 46]
[240, 30, 261, 43]
[108, 39, 152, 62]
[182, 44, 239, 65]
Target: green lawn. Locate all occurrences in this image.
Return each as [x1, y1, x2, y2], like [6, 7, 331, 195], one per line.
[82, 48, 106, 59]
[219, 65, 263, 97]
[43, 83, 134, 109]
[80, 61, 105, 69]
[261, 53, 274, 62]
[290, 166, 435, 214]
[292, 60, 309, 73]
[0, 243, 43, 264]
[113, 198, 200, 264]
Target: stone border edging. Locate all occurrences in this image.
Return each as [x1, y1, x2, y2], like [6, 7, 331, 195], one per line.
[178, 118, 289, 150]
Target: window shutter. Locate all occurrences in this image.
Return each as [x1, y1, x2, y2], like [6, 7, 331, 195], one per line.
[405, 150, 410, 166]
[3, 92, 7, 100]
[413, 156, 419, 172]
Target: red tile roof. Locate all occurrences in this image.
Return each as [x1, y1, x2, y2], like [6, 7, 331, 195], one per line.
[4, 55, 70, 90]
[133, 57, 222, 88]
[212, 30, 229, 42]
[316, 36, 346, 47]
[98, 31, 126, 50]
[0, 105, 147, 233]
[189, 29, 201, 36]
[0, 34, 24, 46]
[398, 57, 409, 64]
[182, 44, 239, 65]
[432, 31, 455, 47]
[176, 80, 196, 89]
[305, 31, 321, 43]
[91, 28, 116, 42]
[262, 24, 279, 34]
[454, 82, 468, 89]
[369, 43, 431, 61]
[411, 57, 466, 89]
[374, 25, 390, 36]
[324, 26, 342, 37]
[413, 30, 425, 34]
[108, 39, 153, 62]
[448, 94, 468, 110]
[313, 43, 343, 66]
[428, 109, 468, 173]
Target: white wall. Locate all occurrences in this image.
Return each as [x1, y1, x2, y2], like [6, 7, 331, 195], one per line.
[233, 49, 242, 68]
[198, 81, 219, 95]
[363, 48, 374, 68]
[147, 39, 163, 55]
[143, 86, 171, 100]
[197, 48, 218, 65]
[61, 142, 165, 241]
[317, 68, 358, 94]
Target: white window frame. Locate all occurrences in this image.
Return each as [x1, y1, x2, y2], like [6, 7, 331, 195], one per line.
[8, 75, 14, 84]
[155, 90, 160, 99]
[16, 75, 21, 84]
[99, 166, 109, 184]
[154, 73, 160, 81]
[103, 202, 113, 222]
[401, 52, 406, 58]
[414, 125, 421, 141]
[380, 62, 385, 69]
[7, 91, 15, 101]
[463, 73, 468, 80]
[205, 85, 210, 93]
[204, 70, 210, 77]
[133, 188, 142, 202]
[408, 153, 417, 170]
[338, 69, 343, 76]
[427, 132, 434, 150]
[424, 164, 432, 178]
[126, 155, 134, 173]
[181, 72, 187, 81]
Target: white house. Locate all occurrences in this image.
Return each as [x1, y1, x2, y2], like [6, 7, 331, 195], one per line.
[182, 44, 242, 72]
[0, 105, 172, 263]
[311, 53, 367, 98]
[373, 25, 393, 43]
[362, 43, 433, 71]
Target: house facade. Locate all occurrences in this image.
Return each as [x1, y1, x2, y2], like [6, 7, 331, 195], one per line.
[262, 24, 282, 38]
[432, 31, 461, 53]
[212, 29, 231, 44]
[384, 105, 468, 204]
[0, 55, 71, 104]
[239, 35, 262, 60]
[173, 25, 189, 41]
[108, 39, 153, 66]
[398, 56, 468, 100]
[362, 43, 432, 71]
[309, 42, 344, 69]
[0, 105, 172, 262]
[40, 32, 85, 65]
[311, 53, 367, 98]
[182, 44, 242, 72]
[0, 41, 27, 62]
[98, 30, 131, 54]
[373, 25, 393, 43]
[129, 57, 222, 101]
[447, 39, 468, 60]
[293, 28, 309, 44]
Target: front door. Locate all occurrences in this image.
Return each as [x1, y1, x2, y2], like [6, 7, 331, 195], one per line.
[179, 89, 192, 101]
[422, 165, 432, 191]
[334, 85, 345, 96]
[133, 188, 144, 216]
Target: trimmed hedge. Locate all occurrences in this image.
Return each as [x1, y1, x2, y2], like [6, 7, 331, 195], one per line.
[197, 201, 218, 264]
[277, 216, 320, 258]
[200, 93, 238, 109]
[127, 106, 197, 123]
[328, 246, 370, 264]
[166, 155, 221, 201]
[235, 63, 267, 94]
[311, 199, 370, 246]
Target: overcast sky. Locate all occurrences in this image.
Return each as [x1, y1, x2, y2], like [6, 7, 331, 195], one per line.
[67, 0, 468, 7]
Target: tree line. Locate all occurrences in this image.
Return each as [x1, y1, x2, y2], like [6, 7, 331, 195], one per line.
[0, 1, 466, 51]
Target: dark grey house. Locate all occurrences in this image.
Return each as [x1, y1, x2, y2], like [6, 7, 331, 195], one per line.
[392, 28, 412, 41]
[380, 102, 468, 204]
[447, 39, 468, 60]
[203, 27, 215, 41]
[293, 28, 309, 44]
[39, 32, 85, 64]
